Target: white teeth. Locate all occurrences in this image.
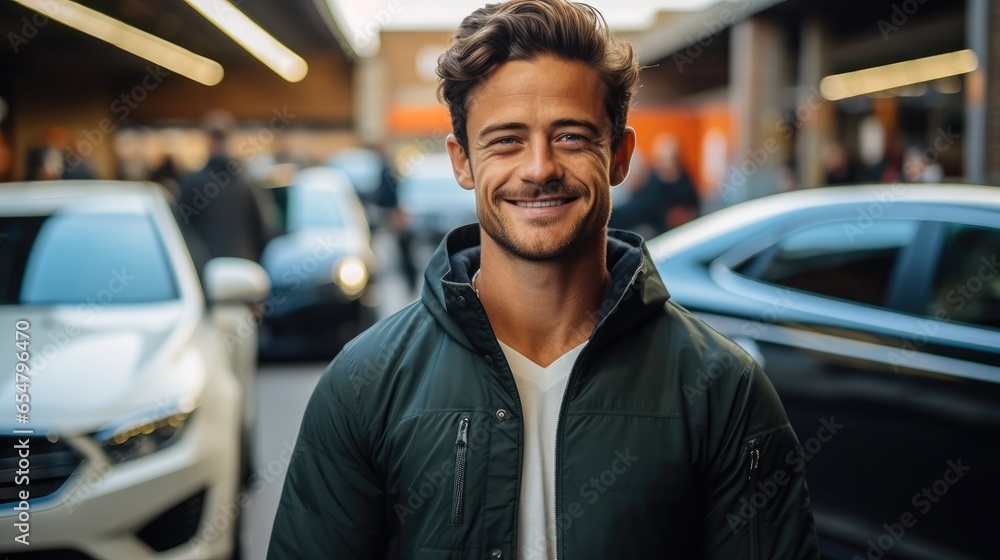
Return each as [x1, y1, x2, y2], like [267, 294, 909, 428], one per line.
[515, 199, 567, 208]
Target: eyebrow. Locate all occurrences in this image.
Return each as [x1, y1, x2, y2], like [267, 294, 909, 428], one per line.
[551, 119, 601, 136]
[477, 119, 603, 141]
[477, 122, 528, 140]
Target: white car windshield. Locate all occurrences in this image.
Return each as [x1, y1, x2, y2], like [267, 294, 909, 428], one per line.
[0, 212, 179, 304]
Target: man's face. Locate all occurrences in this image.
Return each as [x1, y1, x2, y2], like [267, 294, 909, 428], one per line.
[447, 55, 634, 261]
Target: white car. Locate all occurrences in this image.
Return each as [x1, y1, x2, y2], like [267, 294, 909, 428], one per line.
[0, 181, 269, 559]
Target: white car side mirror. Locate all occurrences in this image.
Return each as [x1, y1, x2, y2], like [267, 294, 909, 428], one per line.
[203, 257, 271, 304]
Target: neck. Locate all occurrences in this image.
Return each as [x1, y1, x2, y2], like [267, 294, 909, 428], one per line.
[476, 230, 608, 367]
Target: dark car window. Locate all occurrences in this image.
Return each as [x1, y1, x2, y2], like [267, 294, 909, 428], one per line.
[328, 149, 383, 195]
[290, 186, 348, 231]
[734, 220, 919, 307]
[926, 223, 1000, 330]
[0, 213, 178, 305]
[398, 176, 476, 216]
[270, 185, 347, 234]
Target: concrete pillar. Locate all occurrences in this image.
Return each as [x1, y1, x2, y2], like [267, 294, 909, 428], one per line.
[965, 0, 996, 184]
[354, 56, 386, 146]
[795, 17, 834, 188]
[724, 16, 790, 207]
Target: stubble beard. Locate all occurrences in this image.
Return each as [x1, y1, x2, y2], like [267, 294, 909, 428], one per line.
[476, 188, 610, 262]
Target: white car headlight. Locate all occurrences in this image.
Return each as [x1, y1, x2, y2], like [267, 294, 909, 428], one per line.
[333, 256, 368, 297]
[96, 401, 196, 465]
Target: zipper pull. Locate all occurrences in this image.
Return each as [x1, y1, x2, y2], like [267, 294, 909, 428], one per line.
[748, 439, 760, 475]
[455, 417, 470, 447]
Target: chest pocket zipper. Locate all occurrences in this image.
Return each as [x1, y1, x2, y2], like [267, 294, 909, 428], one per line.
[450, 416, 471, 526]
[747, 438, 761, 560]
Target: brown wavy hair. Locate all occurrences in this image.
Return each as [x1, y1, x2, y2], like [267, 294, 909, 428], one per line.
[436, 0, 640, 151]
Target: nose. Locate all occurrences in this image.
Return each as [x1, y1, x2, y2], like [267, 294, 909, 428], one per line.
[518, 138, 562, 187]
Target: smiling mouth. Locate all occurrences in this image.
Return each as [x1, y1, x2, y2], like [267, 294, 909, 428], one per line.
[510, 198, 574, 208]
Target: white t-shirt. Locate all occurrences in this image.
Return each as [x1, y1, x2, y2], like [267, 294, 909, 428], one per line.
[498, 339, 587, 560]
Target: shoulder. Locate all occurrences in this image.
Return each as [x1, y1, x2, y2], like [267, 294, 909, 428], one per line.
[660, 299, 756, 381]
[655, 300, 760, 411]
[658, 299, 789, 439]
[315, 299, 439, 427]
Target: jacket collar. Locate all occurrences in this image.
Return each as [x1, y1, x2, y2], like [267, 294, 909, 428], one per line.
[421, 224, 671, 355]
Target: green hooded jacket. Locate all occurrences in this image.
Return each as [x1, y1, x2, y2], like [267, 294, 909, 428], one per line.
[268, 225, 819, 559]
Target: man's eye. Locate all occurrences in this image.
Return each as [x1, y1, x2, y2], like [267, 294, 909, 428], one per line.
[493, 137, 517, 146]
[558, 133, 587, 143]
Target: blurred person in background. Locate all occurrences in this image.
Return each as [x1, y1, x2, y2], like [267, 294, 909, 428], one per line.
[0, 132, 11, 182]
[151, 154, 181, 201]
[269, 1, 817, 558]
[902, 145, 943, 183]
[882, 136, 903, 184]
[372, 148, 421, 293]
[609, 132, 699, 238]
[0, 97, 8, 181]
[25, 145, 63, 180]
[610, 147, 648, 208]
[823, 142, 854, 185]
[25, 127, 65, 180]
[25, 126, 96, 181]
[650, 133, 700, 230]
[177, 110, 276, 263]
[114, 128, 151, 181]
[251, 132, 311, 193]
[62, 130, 97, 180]
[857, 116, 902, 184]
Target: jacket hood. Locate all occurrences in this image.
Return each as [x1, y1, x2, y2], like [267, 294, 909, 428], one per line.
[420, 224, 671, 355]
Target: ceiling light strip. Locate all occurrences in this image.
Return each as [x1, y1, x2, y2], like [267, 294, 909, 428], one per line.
[182, 0, 309, 83]
[820, 49, 979, 101]
[12, 0, 224, 86]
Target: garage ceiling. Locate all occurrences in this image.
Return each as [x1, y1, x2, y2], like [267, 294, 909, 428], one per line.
[0, 0, 348, 77]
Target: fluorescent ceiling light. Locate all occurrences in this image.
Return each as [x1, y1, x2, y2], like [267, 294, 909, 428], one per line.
[820, 49, 979, 101]
[12, 0, 223, 86]
[323, 0, 723, 57]
[322, 0, 379, 58]
[182, 0, 309, 83]
[333, 0, 720, 32]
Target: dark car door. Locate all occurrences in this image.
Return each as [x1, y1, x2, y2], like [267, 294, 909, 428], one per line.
[702, 211, 1000, 560]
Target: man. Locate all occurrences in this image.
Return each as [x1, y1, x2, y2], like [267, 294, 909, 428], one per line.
[610, 133, 700, 238]
[268, 1, 818, 559]
[177, 110, 274, 263]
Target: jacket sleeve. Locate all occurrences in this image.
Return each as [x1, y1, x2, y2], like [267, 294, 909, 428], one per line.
[701, 360, 820, 559]
[267, 354, 388, 559]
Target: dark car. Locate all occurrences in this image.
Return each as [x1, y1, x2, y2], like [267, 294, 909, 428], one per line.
[258, 167, 377, 360]
[647, 184, 1000, 560]
[327, 147, 389, 229]
[396, 153, 478, 244]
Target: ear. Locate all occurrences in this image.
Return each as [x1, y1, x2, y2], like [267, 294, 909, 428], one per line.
[446, 134, 475, 191]
[609, 126, 636, 187]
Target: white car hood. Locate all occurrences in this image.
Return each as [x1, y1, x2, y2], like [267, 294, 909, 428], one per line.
[0, 302, 204, 437]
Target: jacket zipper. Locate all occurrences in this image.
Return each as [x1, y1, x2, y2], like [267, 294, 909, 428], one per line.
[450, 416, 470, 526]
[553, 264, 645, 558]
[747, 438, 761, 560]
